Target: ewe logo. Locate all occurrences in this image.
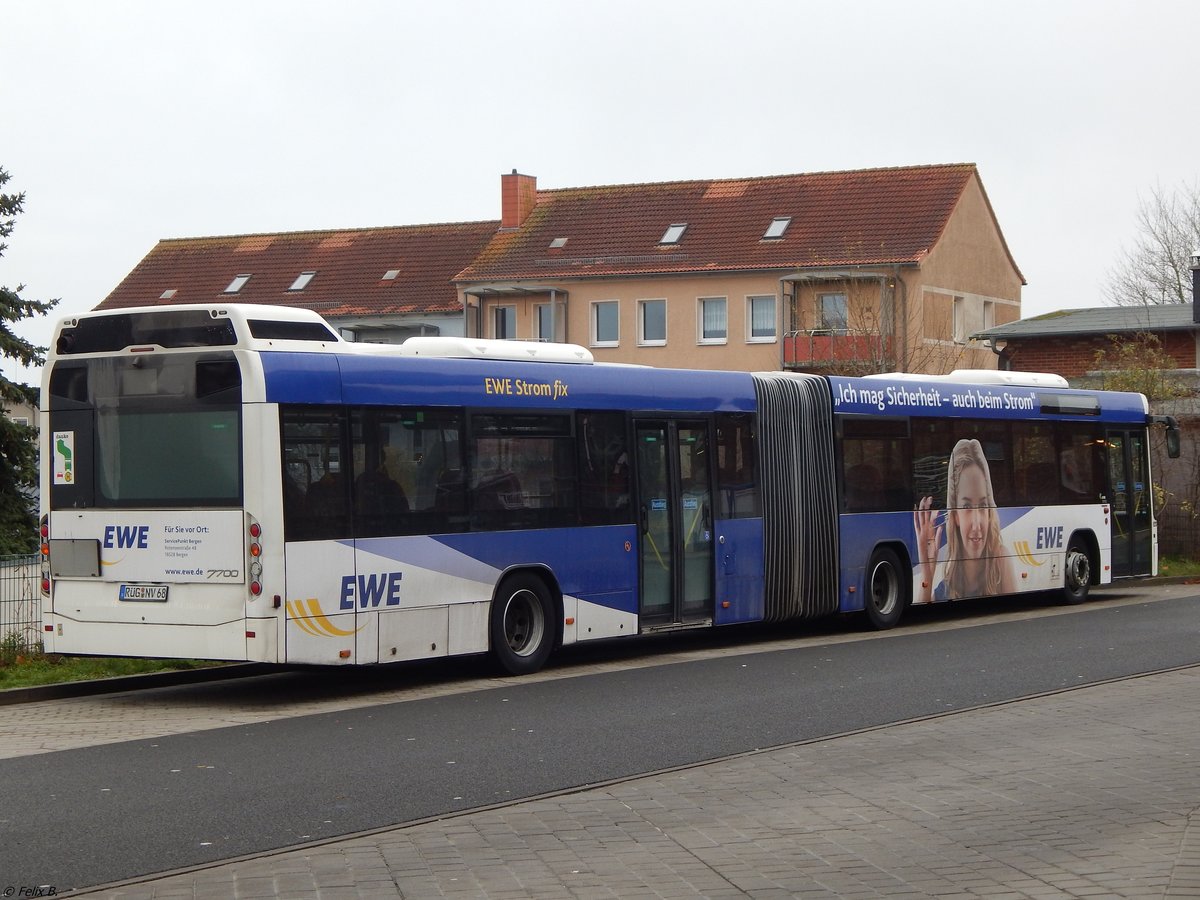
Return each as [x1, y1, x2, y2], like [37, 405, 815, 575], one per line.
[100, 524, 151, 566]
[104, 525, 150, 549]
[287, 571, 403, 639]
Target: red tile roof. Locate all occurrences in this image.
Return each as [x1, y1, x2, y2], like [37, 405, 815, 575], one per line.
[456, 164, 1002, 282]
[98, 221, 499, 316]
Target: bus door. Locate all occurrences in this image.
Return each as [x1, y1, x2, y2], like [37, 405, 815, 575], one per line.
[1106, 428, 1153, 576]
[634, 419, 714, 626]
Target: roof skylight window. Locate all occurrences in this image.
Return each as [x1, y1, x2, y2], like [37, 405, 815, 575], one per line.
[288, 271, 317, 291]
[763, 216, 792, 240]
[382, 269, 401, 281]
[159, 289, 177, 300]
[549, 237, 568, 249]
[660, 223, 688, 244]
[224, 274, 251, 294]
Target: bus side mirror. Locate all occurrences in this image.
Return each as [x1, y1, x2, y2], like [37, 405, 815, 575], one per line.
[1167, 427, 1181, 459]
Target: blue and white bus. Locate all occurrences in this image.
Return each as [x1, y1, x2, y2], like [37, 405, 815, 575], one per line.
[39, 304, 1178, 673]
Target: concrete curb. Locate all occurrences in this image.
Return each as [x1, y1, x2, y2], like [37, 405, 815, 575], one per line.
[0, 662, 274, 706]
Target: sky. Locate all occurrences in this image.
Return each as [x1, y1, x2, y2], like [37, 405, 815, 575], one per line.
[2, 0, 1199, 385]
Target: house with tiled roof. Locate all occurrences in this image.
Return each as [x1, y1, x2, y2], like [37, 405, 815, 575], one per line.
[454, 166, 1023, 373]
[99, 221, 499, 342]
[99, 163, 1024, 374]
[972, 303, 1200, 377]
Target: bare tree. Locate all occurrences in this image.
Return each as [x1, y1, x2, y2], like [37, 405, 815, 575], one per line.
[1104, 181, 1200, 307]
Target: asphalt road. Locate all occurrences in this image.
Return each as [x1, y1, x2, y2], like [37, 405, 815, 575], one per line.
[2, 589, 1199, 891]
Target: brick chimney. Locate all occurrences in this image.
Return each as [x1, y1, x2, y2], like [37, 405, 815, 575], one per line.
[501, 170, 537, 229]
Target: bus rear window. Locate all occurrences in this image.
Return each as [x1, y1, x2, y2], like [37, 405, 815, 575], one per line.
[56, 310, 237, 353]
[96, 409, 242, 506]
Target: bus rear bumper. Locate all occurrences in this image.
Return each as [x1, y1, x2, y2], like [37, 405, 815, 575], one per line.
[42, 614, 273, 663]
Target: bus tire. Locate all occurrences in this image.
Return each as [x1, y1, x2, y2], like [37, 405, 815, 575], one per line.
[865, 547, 907, 630]
[490, 573, 555, 675]
[1061, 541, 1092, 605]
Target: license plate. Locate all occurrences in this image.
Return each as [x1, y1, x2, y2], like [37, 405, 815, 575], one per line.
[119, 584, 169, 602]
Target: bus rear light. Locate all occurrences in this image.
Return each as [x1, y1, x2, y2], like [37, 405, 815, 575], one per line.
[249, 523, 261, 538]
[40, 543, 49, 557]
[339, 649, 352, 659]
[41, 577, 50, 594]
[246, 631, 256, 639]
[44, 625, 53, 633]
[250, 581, 262, 596]
[249, 543, 261, 557]
[40, 523, 48, 539]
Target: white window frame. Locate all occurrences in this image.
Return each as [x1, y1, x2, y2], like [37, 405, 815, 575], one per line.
[697, 296, 728, 345]
[638, 298, 667, 347]
[590, 300, 620, 348]
[953, 296, 966, 343]
[746, 295, 778, 343]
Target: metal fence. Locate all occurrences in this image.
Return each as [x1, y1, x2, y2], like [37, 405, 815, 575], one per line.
[1157, 509, 1200, 559]
[0, 553, 40, 654]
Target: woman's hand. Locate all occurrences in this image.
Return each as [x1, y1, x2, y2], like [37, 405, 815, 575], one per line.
[913, 495, 943, 603]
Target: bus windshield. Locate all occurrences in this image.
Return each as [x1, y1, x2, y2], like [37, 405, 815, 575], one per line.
[48, 352, 243, 509]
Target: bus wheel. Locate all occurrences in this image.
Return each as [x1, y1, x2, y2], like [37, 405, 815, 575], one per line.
[865, 548, 907, 630]
[1061, 542, 1092, 605]
[490, 573, 554, 675]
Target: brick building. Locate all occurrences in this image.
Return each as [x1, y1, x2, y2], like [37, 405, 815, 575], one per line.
[973, 304, 1200, 377]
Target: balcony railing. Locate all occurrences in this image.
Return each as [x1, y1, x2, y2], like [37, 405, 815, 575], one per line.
[783, 330, 894, 370]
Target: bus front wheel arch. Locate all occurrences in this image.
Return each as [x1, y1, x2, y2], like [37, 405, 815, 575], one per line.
[489, 571, 557, 676]
[865, 546, 909, 630]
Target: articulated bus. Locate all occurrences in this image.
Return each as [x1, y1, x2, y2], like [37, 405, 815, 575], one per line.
[39, 304, 1179, 674]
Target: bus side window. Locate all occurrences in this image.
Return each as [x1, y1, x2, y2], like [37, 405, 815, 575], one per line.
[281, 406, 350, 541]
[350, 407, 466, 537]
[578, 411, 632, 525]
[715, 413, 760, 518]
[840, 416, 910, 512]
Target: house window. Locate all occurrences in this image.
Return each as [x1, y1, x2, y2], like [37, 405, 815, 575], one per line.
[288, 271, 316, 292]
[982, 300, 995, 332]
[747, 295, 777, 342]
[639, 299, 667, 346]
[592, 301, 619, 347]
[699, 297, 727, 344]
[953, 296, 966, 343]
[535, 303, 563, 342]
[763, 217, 791, 240]
[819, 293, 848, 333]
[493, 305, 516, 340]
[224, 274, 251, 294]
[660, 223, 687, 245]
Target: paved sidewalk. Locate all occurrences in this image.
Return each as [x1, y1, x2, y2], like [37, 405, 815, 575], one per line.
[78, 665, 1200, 899]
